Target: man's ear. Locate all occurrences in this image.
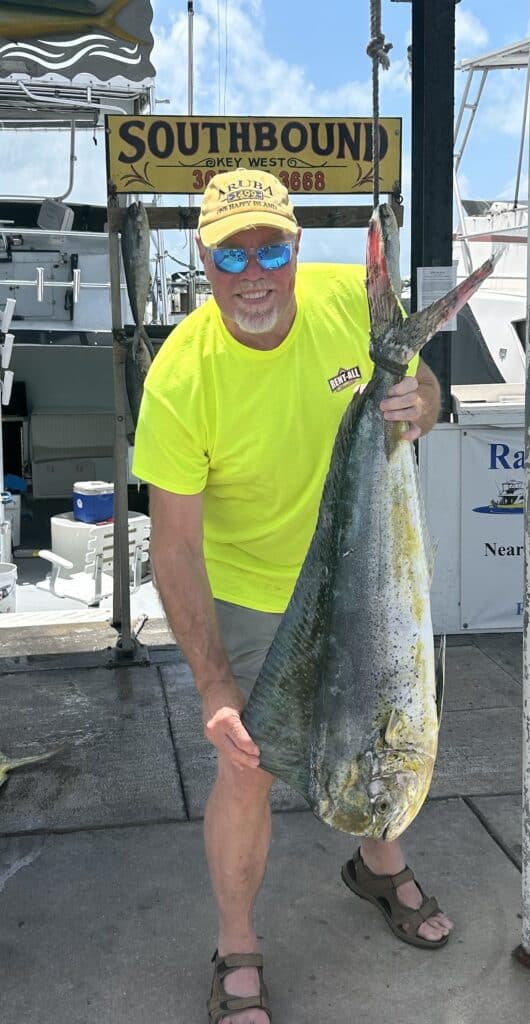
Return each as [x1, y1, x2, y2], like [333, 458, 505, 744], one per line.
[196, 234, 206, 263]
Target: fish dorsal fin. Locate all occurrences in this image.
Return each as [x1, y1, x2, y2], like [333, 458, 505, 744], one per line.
[435, 635, 446, 723]
[410, 449, 436, 583]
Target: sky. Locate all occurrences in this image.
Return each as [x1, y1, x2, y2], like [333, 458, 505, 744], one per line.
[1, 0, 530, 272]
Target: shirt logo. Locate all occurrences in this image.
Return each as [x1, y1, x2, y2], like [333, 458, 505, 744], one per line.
[328, 365, 362, 393]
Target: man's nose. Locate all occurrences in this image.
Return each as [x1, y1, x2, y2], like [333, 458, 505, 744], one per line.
[241, 254, 265, 279]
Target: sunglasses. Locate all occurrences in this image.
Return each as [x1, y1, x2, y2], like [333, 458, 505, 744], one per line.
[207, 241, 295, 274]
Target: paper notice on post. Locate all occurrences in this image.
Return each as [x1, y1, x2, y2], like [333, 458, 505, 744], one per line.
[417, 265, 458, 332]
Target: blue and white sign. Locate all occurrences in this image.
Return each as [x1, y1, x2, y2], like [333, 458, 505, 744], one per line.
[461, 428, 524, 629]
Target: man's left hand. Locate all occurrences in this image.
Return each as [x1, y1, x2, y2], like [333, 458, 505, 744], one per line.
[379, 377, 423, 442]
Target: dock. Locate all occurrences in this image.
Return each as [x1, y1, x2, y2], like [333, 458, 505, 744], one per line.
[0, 623, 527, 1023]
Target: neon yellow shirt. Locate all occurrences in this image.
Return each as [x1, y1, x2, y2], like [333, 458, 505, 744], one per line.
[133, 263, 417, 613]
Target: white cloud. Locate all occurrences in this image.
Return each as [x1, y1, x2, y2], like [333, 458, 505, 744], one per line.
[0, 0, 409, 266]
[152, 0, 408, 119]
[481, 75, 527, 138]
[149, 0, 401, 266]
[498, 172, 528, 203]
[455, 8, 489, 56]
[153, 0, 318, 115]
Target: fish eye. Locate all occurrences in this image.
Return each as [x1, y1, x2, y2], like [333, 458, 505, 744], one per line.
[373, 796, 389, 814]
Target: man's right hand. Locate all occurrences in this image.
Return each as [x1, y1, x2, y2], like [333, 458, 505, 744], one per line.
[202, 681, 261, 770]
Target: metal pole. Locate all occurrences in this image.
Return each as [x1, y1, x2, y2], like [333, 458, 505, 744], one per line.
[107, 192, 134, 655]
[187, 0, 197, 313]
[513, 32, 530, 972]
[155, 227, 169, 323]
[514, 58, 530, 209]
[0, 299, 15, 558]
[148, 83, 169, 325]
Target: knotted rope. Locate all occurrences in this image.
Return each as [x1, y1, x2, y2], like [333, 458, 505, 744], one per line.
[367, 0, 392, 208]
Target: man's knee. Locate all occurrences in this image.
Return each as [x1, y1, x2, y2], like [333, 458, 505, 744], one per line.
[216, 756, 274, 803]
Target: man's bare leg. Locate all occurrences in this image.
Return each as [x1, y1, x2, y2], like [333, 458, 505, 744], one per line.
[360, 837, 453, 941]
[204, 756, 273, 1024]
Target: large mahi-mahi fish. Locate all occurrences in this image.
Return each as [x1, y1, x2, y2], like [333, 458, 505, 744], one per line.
[242, 205, 499, 841]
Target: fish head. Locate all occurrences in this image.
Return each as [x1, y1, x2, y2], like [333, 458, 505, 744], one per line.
[360, 744, 435, 841]
[315, 764, 374, 836]
[312, 732, 434, 839]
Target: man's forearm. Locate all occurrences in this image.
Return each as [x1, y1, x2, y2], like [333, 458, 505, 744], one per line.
[151, 540, 232, 696]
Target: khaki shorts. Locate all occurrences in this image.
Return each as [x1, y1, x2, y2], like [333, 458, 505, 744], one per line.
[214, 598, 282, 699]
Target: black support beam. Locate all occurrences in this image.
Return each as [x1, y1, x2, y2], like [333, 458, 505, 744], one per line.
[408, 0, 460, 420]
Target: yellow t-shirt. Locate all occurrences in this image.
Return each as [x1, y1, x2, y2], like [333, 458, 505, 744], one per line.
[133, 263, 417, 613]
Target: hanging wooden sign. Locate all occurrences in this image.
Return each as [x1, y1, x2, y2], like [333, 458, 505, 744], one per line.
[105, 115, 402, 195]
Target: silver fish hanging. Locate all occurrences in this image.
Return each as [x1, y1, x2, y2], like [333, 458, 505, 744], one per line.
[120, 200, 155, 439]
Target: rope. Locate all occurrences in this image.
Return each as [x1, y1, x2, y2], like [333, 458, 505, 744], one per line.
[367, 0, 392, 208]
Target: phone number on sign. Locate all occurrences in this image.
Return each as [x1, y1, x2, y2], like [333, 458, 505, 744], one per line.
[192, 169, 327, 191]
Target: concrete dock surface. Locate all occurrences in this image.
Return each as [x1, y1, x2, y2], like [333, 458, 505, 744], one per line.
[0, 623, 527, 1024]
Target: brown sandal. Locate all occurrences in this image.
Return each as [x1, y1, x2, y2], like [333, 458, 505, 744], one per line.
[207, 950, 272, 1023]
[341, 848, 449, 950]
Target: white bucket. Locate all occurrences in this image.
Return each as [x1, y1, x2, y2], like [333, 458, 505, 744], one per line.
[0, 562, 17, 613]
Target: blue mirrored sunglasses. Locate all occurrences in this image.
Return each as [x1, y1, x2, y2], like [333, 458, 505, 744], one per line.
[207, 241, 294, 274]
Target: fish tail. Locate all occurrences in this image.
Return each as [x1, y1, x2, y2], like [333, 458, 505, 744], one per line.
[402, 250, 502, 358]
[99, 0, 146, 44]
[366, 208, 405, 334]
[139, 324, 155, 360]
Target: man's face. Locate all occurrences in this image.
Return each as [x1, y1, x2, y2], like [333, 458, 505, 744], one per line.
[198, 226, 301, 345]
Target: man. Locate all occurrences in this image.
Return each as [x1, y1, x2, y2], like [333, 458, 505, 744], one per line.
[133, 169, 452, 1024]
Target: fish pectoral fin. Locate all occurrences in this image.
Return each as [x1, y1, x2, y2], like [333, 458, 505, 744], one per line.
[435, 635, 446, 724]
[383, 709, 413, 749]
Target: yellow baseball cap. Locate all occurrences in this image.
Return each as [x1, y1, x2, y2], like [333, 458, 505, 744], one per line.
[198, 168, 298, 246]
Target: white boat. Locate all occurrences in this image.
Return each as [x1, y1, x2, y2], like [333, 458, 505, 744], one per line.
[0, 72, 170, 625]
[452, 39, 528, 387]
